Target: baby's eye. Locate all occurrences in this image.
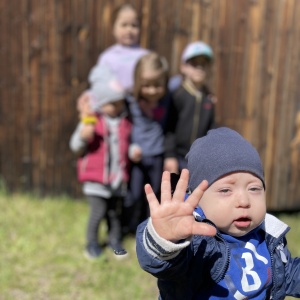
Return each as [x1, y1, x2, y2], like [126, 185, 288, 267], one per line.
[219, 188, 230, 194]
[249, 187, 263, 192]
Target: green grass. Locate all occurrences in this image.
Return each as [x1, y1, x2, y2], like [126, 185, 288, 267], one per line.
[0, 191, 299, 299]
[0, 192, 158, 300]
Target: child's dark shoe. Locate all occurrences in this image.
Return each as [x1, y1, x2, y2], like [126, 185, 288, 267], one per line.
[84, 243, 102, 260]
[110, 243, 128, 259]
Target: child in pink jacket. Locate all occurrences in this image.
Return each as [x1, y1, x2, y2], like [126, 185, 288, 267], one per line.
[70, 65, 134, 260]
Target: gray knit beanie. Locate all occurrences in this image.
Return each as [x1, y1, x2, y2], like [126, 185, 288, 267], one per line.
[186, 127, 265, 191]
[88, 65, 126, 112]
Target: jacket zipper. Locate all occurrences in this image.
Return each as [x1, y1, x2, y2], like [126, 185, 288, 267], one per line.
[197, 216, 230, 282]
[269, 233, 289, 299]
[182, 81, 203, 144]
[216, 232, 230, 282]
[191, 93, 202, 144]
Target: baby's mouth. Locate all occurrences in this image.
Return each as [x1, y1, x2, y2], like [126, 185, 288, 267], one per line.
[234, 217, 251, 228]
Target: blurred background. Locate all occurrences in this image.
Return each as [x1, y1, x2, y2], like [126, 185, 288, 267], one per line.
[0, 0, 299, 211]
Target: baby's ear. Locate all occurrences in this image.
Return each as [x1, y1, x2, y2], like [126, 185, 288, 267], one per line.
[170, 173, 180, 195]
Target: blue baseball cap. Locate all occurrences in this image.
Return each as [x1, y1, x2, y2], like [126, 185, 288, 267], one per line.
[181, 41, 213, 62]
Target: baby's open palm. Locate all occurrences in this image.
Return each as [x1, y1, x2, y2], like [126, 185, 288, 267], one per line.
[145, 169, 216, 242]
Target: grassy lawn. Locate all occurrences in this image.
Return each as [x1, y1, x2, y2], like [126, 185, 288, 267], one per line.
[0, 192, 158, 300]
[0, 190, 299, 299]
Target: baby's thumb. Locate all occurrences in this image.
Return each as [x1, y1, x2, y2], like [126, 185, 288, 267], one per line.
[193, 222, 216, 237]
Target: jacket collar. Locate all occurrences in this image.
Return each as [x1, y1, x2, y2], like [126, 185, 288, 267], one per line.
[263, 213, 290, 238]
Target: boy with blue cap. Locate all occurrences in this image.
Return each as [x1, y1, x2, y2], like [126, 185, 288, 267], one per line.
[164, 41, 216, 174]
[136, 127, 300, 299]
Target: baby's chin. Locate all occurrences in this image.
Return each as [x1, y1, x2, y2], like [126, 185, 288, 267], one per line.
[222, 224, 255, 237]
[229, 230, 252, 237]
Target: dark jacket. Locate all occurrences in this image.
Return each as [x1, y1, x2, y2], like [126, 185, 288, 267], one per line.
[164, 81, 215, 158]
[136, 214, 300, 300]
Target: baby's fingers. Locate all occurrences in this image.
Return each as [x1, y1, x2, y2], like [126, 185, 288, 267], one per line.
[172, 169, 189, 203]
[160, 171, 172, 204]
[144, 184, 160, 211]
[185, 180, 209, 208]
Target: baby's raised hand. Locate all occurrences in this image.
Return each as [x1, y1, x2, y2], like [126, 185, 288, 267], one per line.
[145, 169, 216, 242]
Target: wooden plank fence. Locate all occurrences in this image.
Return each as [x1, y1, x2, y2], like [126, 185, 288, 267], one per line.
[0, 0, 299, 210]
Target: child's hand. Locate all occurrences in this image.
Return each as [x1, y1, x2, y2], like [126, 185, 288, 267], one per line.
[164, 157, 179, 173]
[77, 91, 93, 120]
[77, 91, 97, 125]
[80, 124, 95, 141]
[145, 169, 216, 242]
[129, 144, 142, 163]
[132, 148, 142, 163]
[208, 94, 218, 104]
